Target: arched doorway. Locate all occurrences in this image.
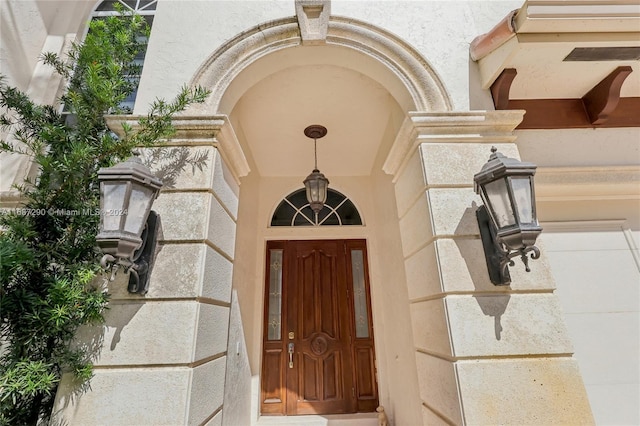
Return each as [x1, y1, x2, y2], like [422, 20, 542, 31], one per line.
[186, 15, 452, 422]
[262, 190, 374, 414]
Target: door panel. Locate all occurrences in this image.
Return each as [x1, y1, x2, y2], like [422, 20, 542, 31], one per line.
[261, 240, 378, 415]
[262, 349, 284, 403]
[288, 240, 353, 414]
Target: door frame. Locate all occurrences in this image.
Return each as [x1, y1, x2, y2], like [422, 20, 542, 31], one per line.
[260, 239, 378, 415]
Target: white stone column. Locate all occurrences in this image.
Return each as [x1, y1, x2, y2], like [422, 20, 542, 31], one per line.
[53, 117, 247, 426]
[384, 111, 594, 425]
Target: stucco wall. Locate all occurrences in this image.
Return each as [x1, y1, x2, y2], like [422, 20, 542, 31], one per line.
[134, 0, 292, 114]
[1, 1, 48, 90]
[543, 222, 639, 425]
[53, 144, 238, 425]
[222, 290, 252, 426]
[516, 128, 640, 168]
[331, 0, 522, 110]
[134, 0, 521, 113]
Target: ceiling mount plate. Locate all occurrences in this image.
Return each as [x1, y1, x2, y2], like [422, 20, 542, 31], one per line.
[304, 125, 327, 139]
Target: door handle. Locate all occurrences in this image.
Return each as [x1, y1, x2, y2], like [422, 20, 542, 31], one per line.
[288, 342, 294, 368]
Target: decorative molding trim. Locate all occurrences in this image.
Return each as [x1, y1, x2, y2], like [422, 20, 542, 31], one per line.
[189, 17, 301, 114]
[295, 0, 330, 45]
[326, 17, 452, 112]
[383, 111, 525, 181]
[0, 190, 24, 209]
[104, 115, 250, 185]
[541, 219, 626, 232]
[524, 2, 640, 19]
[471, 2, 640, 61]
[188, 16, 452, 114]
[535, 165, 640, 201]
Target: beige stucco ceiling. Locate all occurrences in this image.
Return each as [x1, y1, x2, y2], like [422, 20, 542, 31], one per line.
[232, 61, 398, 178]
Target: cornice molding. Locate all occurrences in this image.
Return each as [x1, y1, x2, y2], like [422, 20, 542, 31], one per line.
[0, 190, 23, 209]
[536, 165, 640, 201]
[517, 1, 640, 33]
[383, 110, 525, 181]
[105, 115, 250, 185]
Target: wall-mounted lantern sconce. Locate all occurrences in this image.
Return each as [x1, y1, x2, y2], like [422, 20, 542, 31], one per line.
[474, 147, 543, 285]
[303, 124, 330, 217]
[96, 156, 163, 294]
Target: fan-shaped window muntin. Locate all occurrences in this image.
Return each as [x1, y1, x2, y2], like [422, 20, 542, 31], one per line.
[271, 189, 362, 227]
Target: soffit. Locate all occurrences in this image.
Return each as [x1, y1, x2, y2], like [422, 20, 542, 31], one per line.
[474, 0, 640, 99]
[232, 64, 395, 178]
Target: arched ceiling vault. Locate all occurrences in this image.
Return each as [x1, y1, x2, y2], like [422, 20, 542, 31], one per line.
[230, 46, 404, 178]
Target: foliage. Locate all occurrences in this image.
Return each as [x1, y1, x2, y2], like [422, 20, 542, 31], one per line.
[0, 10, 208, 425]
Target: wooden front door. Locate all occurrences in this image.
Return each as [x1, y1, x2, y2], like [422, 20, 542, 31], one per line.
[261, 240, 378, 415]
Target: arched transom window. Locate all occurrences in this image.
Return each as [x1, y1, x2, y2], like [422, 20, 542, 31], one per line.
[271, 189, 362, 227]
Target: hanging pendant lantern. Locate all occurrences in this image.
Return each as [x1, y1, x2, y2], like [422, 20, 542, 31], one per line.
[303, 125, 329, 215]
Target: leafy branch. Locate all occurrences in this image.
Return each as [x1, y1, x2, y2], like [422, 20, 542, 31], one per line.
[0, 10, 208, 425]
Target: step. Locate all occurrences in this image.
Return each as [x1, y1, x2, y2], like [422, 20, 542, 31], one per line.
[256, 413, 378, 426]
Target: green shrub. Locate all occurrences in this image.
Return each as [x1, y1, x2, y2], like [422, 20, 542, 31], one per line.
[0, 10, 207, 424]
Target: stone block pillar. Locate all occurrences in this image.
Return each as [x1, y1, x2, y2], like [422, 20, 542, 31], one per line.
[53, 117, 248, 426]
[384, 111, 594, 425]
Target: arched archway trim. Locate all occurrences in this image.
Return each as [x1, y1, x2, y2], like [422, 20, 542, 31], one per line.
[189, 16, 452, 115]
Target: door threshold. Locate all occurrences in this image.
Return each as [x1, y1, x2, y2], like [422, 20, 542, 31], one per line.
[256, 412, 378, 426]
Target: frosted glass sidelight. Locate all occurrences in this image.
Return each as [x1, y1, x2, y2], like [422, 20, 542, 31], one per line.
[267, 250, 283, 341]
[351, 250, 369, 338]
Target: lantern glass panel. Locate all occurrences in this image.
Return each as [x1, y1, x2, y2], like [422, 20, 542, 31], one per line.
[306, 180, 319, 203]
[511, 176, 534, 224]
[317, 180, 327, 203]
[124, 183, 154, 235]
[484, 178, 515, 228]
[102, 182, 127, 231]
[305, 177, 327, 204]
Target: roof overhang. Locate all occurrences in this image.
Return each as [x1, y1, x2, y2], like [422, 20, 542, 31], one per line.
[471, 0, 640, 129]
